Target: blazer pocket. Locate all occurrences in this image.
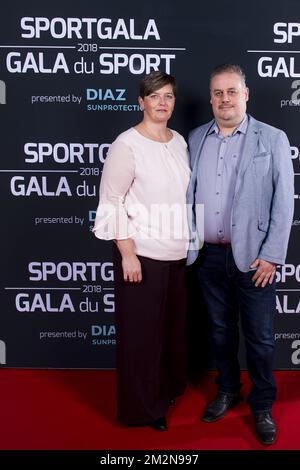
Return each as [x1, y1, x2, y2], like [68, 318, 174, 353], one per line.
[258, 220, 269, 232]
[253, 153, 271, 177]
[258, 197, 271, 232]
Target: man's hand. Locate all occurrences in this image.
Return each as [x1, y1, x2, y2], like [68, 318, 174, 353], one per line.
[250, 258, 276, 287]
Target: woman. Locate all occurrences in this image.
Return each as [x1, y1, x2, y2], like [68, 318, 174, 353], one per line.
[93, 70, 190, 431]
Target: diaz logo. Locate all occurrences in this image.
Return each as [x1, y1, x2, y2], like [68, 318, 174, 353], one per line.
[0, 80, 6, 104]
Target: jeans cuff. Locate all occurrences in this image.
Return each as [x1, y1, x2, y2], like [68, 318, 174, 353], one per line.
[251, 406, 272, 414]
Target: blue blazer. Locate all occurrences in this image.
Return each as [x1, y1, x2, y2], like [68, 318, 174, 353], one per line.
[186, 115, 294, 272]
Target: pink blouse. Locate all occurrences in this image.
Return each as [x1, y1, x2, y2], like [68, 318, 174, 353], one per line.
[93, 127, 191, 261]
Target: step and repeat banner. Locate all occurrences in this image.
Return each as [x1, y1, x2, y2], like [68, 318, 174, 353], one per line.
[0, 0, 299, 369]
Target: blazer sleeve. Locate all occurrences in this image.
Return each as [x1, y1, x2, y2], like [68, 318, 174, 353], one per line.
[258, 130, 294, 265]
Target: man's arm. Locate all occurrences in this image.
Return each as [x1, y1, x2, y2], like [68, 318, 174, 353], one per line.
[251, 130, 294, 287]
[258, 130, 294, 265]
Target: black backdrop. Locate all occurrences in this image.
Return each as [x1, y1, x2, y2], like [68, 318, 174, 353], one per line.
[0, 0, 299, 369]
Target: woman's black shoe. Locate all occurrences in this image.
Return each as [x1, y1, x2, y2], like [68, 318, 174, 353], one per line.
[150, 416, 167, 431]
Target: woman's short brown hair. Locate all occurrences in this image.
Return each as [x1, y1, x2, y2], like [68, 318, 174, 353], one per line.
[139, 70, 177, 98]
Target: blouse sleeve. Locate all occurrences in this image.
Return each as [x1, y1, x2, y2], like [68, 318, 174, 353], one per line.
[93, 138, 137, 240]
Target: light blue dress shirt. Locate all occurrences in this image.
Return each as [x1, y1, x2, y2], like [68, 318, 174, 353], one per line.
[195, 115, 248, 244]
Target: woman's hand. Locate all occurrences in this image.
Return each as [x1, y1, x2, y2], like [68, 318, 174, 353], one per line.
[122, 254, 142, 283]
[116, 239, 142, 283]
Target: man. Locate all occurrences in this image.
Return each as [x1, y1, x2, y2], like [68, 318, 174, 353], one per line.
[187, 64, 294, 445]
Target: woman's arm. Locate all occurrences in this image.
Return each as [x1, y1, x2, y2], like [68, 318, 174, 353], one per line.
[93, 137, 142, 282]
[116, 239, 142, 283]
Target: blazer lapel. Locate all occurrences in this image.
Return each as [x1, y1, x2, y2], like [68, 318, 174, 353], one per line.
[189, 120, 214, 188]
[234, 115, 260, 196]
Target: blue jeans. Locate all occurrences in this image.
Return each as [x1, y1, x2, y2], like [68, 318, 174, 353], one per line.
[195, 244, 276, 413]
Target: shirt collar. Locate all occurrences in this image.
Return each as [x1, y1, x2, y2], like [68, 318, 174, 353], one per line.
[207, 114, 248, 137]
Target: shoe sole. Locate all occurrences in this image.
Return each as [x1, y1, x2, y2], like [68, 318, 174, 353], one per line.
[256, 433, 277, 446]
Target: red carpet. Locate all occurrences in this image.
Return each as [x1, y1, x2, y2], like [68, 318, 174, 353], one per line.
[0, 369, 299, 450]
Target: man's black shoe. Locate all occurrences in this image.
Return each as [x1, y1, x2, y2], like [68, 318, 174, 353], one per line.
[202, 392, 241, 422]
[150, 416, 167, 431]
[254, 411, 277, 445]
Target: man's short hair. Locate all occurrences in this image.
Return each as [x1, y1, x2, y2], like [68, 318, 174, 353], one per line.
[210, 64, 246, 87]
